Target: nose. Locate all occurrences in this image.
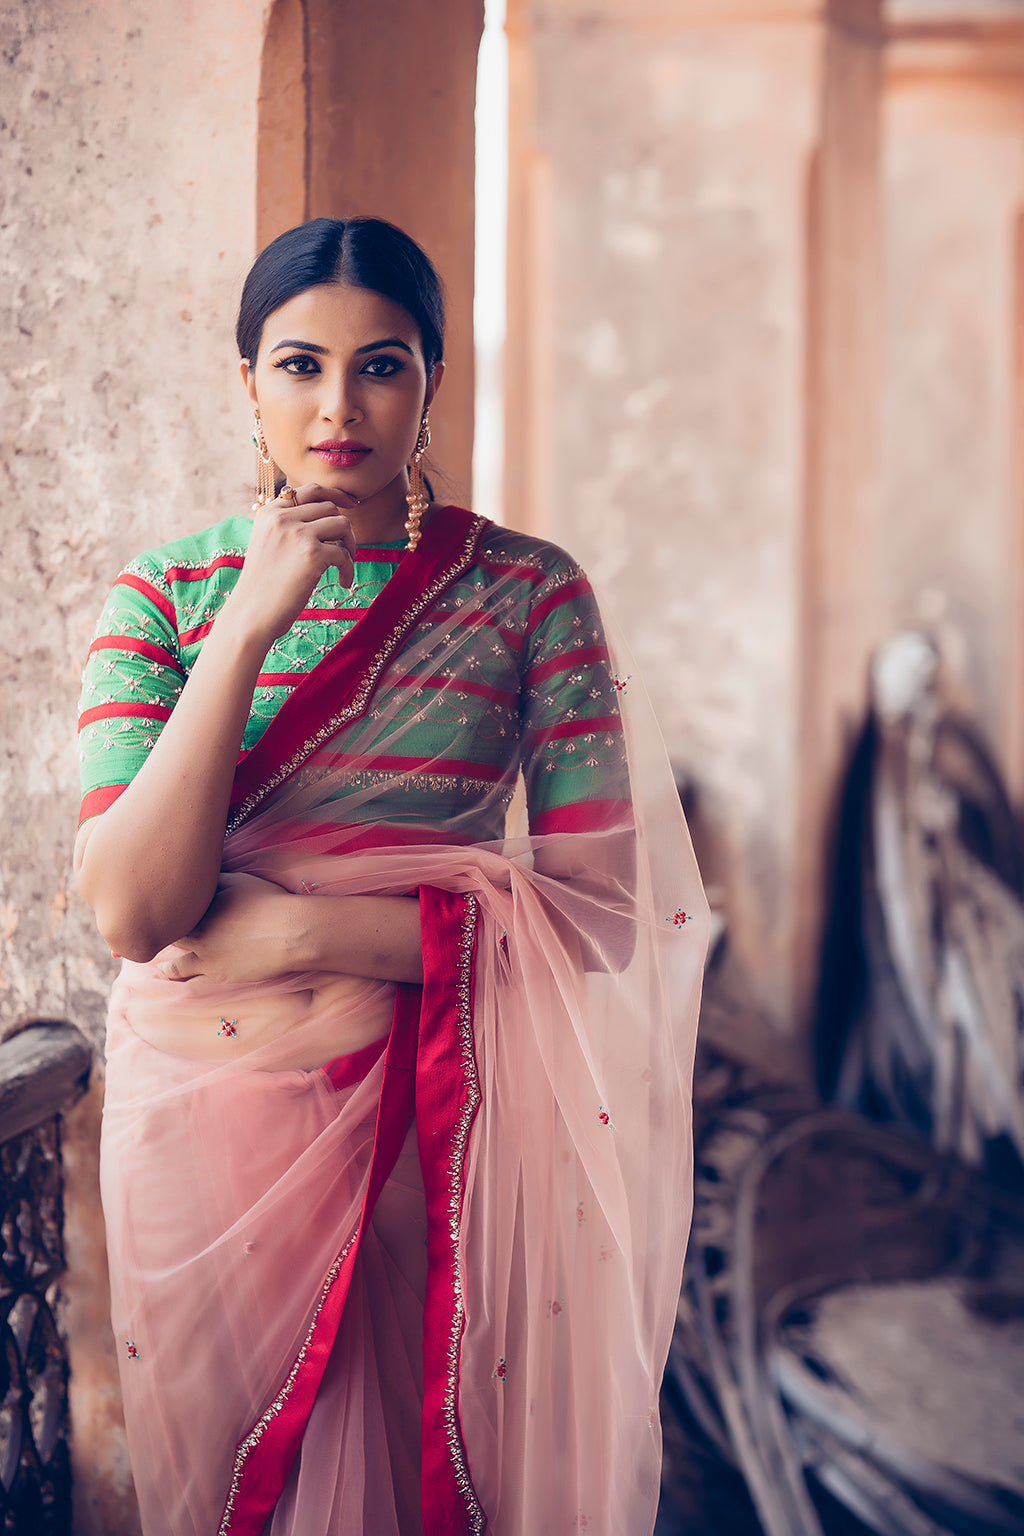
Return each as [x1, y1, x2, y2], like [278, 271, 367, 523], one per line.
[319, 368, 363, 427]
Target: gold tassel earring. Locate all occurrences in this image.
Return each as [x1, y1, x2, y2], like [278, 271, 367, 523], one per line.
[405, 412, 431, 551]
[252, 409, 276, 510]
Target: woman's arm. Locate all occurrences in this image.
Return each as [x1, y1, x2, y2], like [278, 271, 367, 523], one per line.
[517, 558, 637, 971]
[154, 876, 424, 985]
[75, 489, 359, 963]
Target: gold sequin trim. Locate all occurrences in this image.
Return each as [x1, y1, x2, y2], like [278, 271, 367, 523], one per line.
[155, 545, 249, 574]
[445, 895, 487, 1533]
[479, 543, 547, 571]
[118, 559, 176, 602]
[315, 766, 515, 802]
[479, 542, 587, 593]
[225, 518, 486, 834]
[217, 1231, 357, 1535]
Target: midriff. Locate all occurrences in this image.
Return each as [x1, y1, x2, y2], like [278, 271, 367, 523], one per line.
[119, 968, 397, 1070]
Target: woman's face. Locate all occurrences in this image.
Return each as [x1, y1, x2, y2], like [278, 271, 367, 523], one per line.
[241, 282, 443, 526]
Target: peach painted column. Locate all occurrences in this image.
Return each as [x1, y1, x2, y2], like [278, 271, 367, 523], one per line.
[0, 1, 268, 1530]
[506, 0, 884, 1034]
[257, 0, 485, 502]
[881, 3, 1024, 797]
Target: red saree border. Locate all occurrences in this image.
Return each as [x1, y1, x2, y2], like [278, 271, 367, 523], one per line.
[417, 889, 487, 1535]
[216, 983, 421, 1536]
[219, 892, 489, 1535]
[225, 507, 487, 834]
[78, 782, 129, 826]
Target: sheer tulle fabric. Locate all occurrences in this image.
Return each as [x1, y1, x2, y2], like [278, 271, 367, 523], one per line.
[100, 559, 708, 1536]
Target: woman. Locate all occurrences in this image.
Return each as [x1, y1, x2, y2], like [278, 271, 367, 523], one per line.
[76, 217, 708, 1536]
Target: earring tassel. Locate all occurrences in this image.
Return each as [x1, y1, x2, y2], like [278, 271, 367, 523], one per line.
[253, 411, 276, 510]
[405, 414, 431, 551]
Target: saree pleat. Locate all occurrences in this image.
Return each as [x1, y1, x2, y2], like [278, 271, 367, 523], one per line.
[97, 510, 708, 1535]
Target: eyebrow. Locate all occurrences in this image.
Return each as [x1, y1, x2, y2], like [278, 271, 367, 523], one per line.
[268, 336, 415, 356]
[355, 337, 414, 356]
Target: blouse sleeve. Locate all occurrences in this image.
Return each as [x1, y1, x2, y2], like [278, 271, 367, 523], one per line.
[77, 563, 186, 826]
[519, 562, 631, 834]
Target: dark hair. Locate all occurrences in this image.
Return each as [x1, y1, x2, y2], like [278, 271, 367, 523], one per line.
[236, 217, 445, 374]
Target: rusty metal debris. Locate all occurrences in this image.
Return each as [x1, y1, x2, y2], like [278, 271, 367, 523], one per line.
[659, 634, 1024, 1535]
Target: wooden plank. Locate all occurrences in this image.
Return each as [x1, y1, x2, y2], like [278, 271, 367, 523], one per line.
[0, 1022, 92, 1142]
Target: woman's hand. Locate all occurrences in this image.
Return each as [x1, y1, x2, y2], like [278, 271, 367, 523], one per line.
[75, 486, 364, 963]
[223, 484, 360, 647]
[158, 874, 303, 985]
[157, 876, 425, 986]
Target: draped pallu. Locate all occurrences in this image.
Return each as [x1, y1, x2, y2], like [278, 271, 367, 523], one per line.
[89, 507, 708, 1536]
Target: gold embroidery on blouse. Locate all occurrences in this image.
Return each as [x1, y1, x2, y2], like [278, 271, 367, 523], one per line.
[310, 766, 516, 803]
[225, 518, 486, 834]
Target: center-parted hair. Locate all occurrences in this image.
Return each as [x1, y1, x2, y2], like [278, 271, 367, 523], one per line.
[236, 217, 446, 374]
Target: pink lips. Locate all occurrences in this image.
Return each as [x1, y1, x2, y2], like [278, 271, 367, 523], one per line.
[312, 439, 371, 469]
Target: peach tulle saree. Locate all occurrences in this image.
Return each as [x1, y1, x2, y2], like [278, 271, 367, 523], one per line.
[99, 508, 708, 1535]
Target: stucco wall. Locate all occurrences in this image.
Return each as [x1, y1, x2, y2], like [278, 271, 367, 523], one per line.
[0, 0, 265, 1525]
[506, 0, 884, 1023]
[881, 14, 1024, 789]
[3, 0, 1023, 1527]
[506, 0, 1024, 1029]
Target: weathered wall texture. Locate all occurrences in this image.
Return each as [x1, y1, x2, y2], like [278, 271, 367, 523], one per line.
[3, 0, 1024, 1528]
[2, 1, 485, 1526]
[506, 0, 1024, 1031]
[1, 0, 265, 1527]
[506, 0, 885, 1025]
[881, 8, 1024, 791]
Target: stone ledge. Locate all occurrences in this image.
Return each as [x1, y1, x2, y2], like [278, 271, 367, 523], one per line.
[0, 1021, 92, 1143]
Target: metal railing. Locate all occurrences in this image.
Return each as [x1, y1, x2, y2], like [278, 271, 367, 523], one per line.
[0, 1022, 91, 1536]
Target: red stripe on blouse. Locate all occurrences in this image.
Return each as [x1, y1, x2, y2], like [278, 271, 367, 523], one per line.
[527, 713, 622, 743]
[78, 782, 129, 826]
[419, 673, 517, 704]
[87, 635, 185, 672]
[113, 572, 177, 627]
[273, 822, 479, 853]
[177, 621, 214, 646]
[292, 607, 374, 622]
[78, 702, 174, 731]
[530, 798, 634, 835]
[477, 556, 549, 585]
[523, 644, 610, 688]
[524, 575, 592, 636]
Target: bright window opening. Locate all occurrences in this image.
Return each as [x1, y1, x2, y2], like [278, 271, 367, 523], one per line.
[473, 0, 508, 524]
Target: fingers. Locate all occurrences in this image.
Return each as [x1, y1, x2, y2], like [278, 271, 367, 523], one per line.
[330, 548, 355, 591]
[290, 482, 362, 512]
[241, 488, 359, 627]
[261, 489, 358, 560]
[306, 513, 358, 551]
[157, 951, 199, 982]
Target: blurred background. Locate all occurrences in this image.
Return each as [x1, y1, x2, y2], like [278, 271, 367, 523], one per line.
[1, 0, 1023, 1531]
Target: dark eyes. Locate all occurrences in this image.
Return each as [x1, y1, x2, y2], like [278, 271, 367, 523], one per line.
[361, 355, 404, 378]
[273, 354, 320, 375]
[271, 353, 406, 378]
